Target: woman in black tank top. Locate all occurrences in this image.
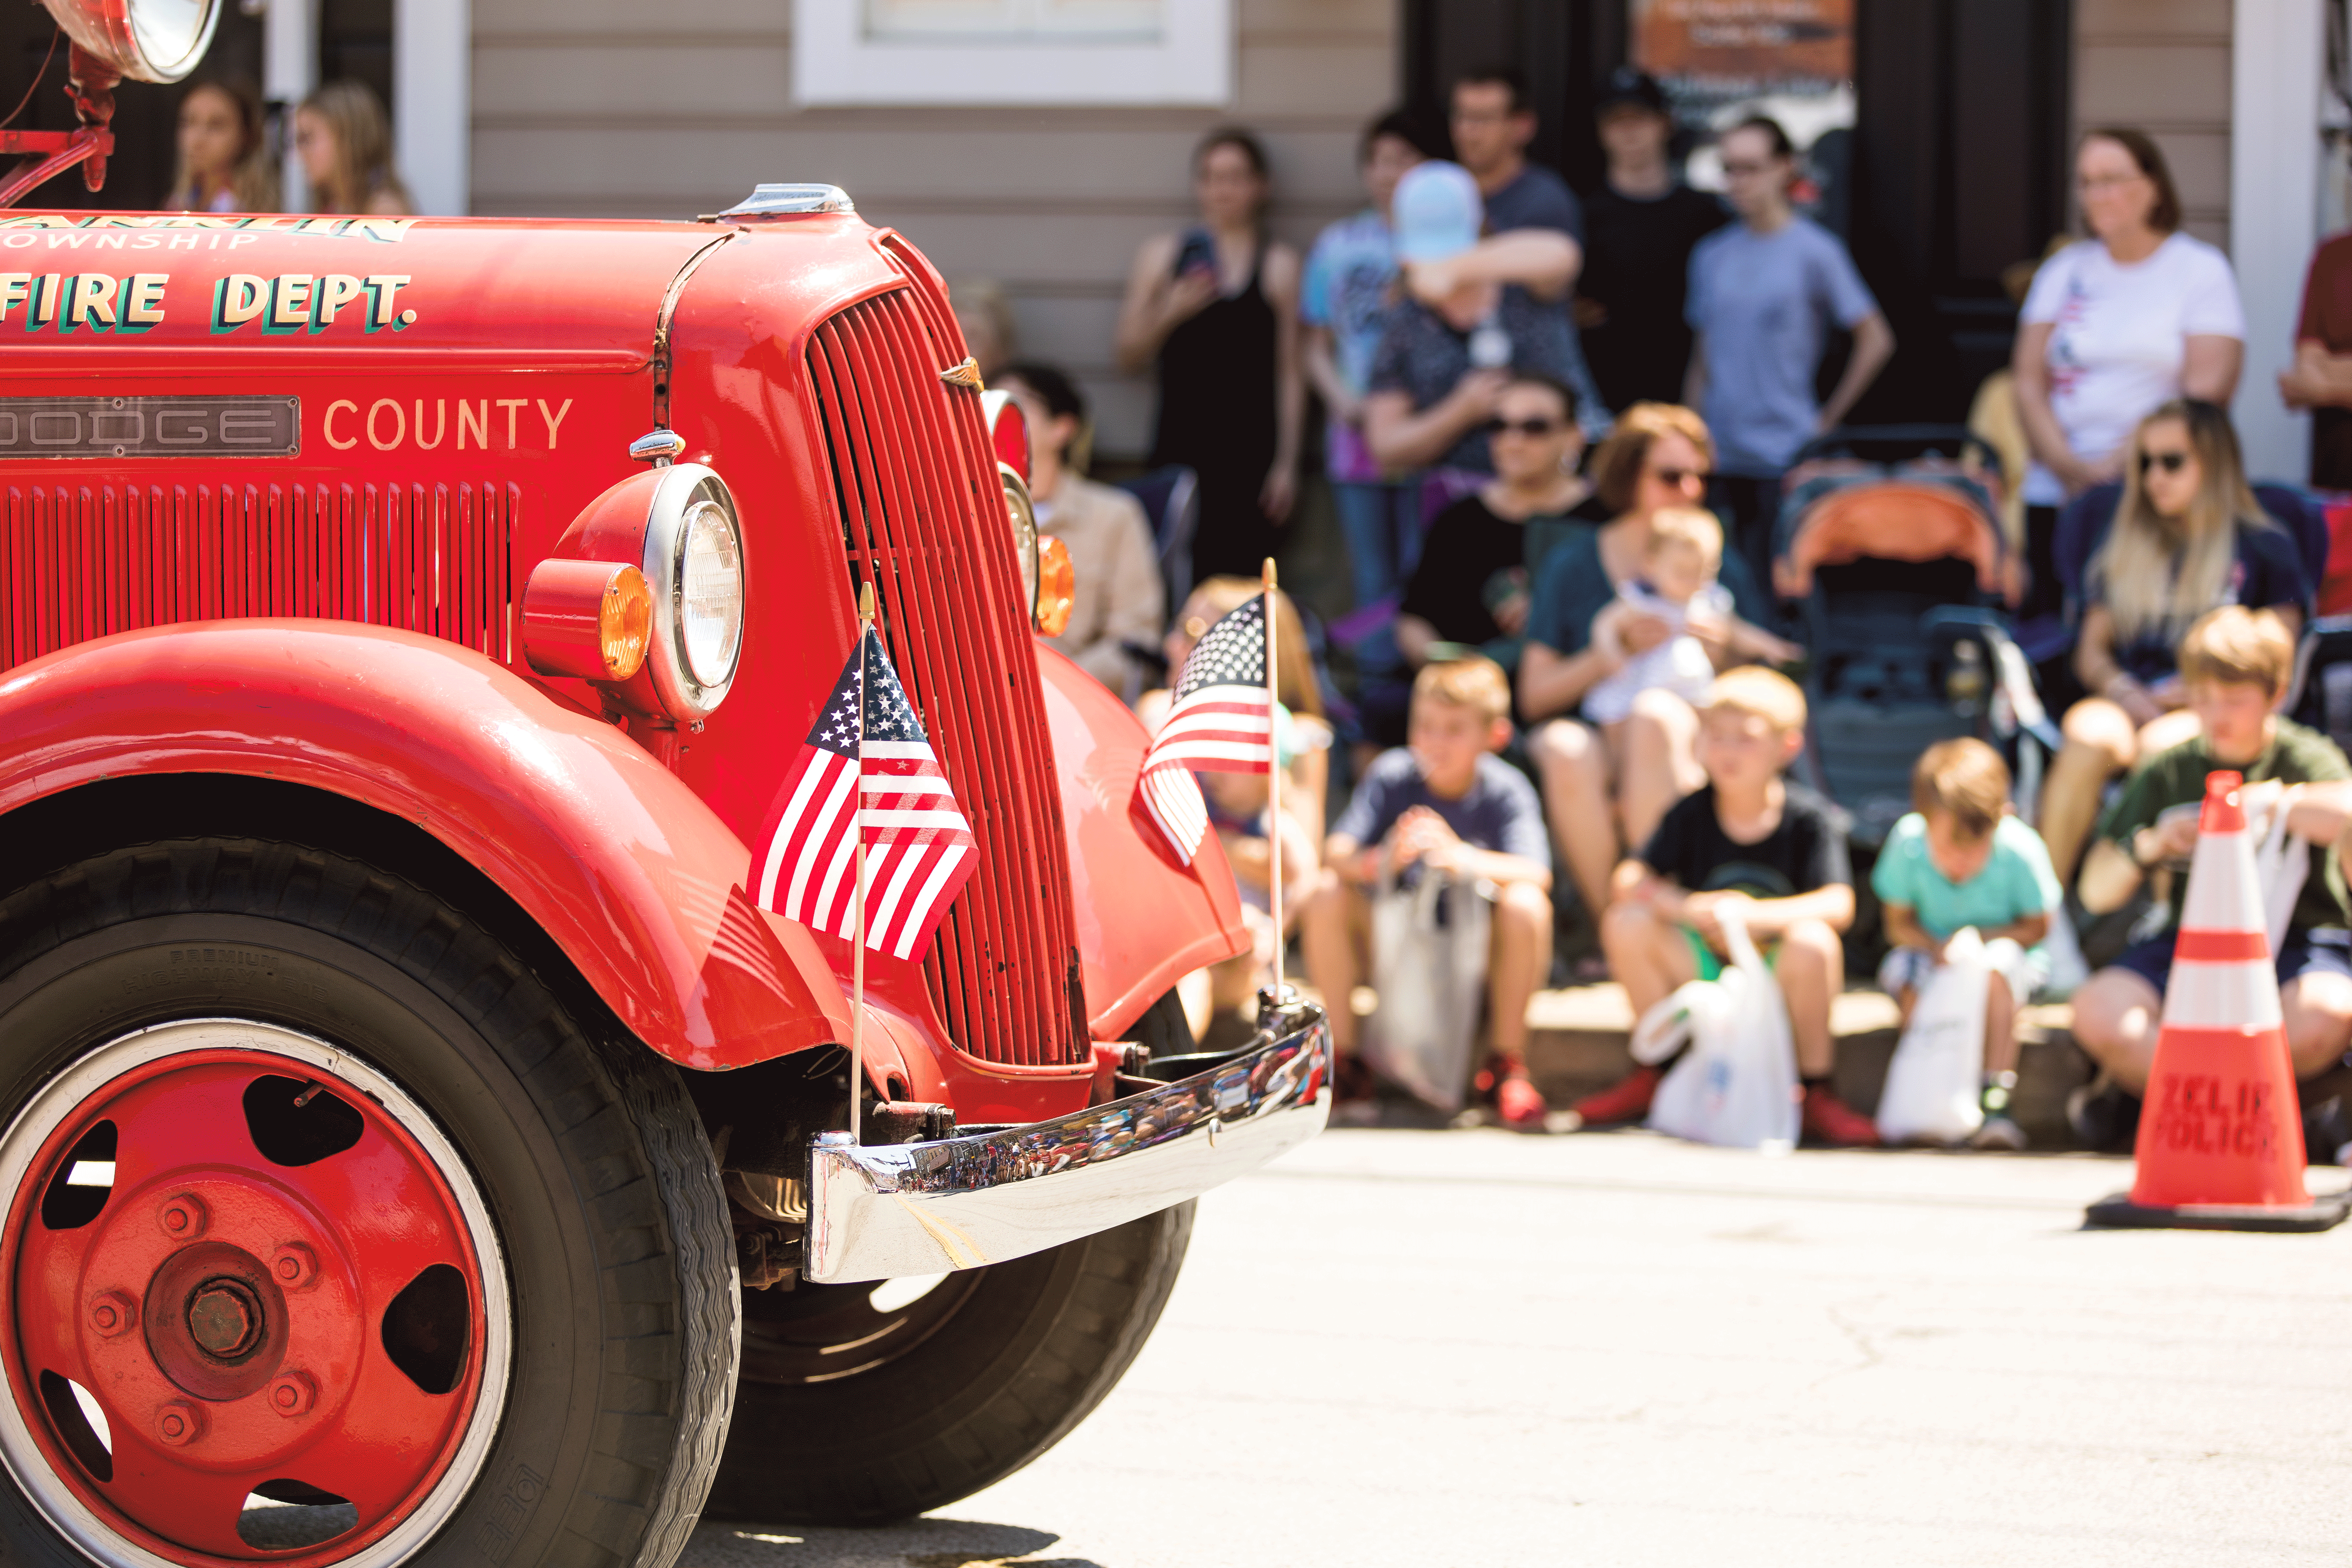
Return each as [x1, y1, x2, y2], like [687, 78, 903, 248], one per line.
[1116, 129, 1303, 584]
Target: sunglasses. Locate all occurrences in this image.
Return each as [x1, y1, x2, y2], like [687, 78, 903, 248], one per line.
[2138, 450, 2191, 475]
[1487, 417, 1565, 437]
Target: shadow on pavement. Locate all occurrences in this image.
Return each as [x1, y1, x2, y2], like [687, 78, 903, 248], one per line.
[680, 1518, 1102, 1568]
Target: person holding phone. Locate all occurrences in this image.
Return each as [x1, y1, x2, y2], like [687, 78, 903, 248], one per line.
[1116, 128, 1304, 583]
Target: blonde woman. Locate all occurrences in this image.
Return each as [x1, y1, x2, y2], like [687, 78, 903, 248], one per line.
[295, 81, 413, 217]
[2037, 400, 2310, 882]
[167, 79, 279, 214]
[1137, 578, 1329, 1038]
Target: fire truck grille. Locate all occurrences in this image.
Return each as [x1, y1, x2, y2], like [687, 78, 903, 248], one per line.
[805, 285, 1087, 1069]
[0, 481, 516, 673]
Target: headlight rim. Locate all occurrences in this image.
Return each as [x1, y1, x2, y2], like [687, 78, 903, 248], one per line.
[999, 460, 1040, 621]
[641, 464, 745, 722]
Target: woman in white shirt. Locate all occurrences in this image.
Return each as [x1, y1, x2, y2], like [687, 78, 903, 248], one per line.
[2013, 131, 2245, 615]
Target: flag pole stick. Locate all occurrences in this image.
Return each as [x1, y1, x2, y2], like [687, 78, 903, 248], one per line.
[851, 581, 875, 1143]
[1263, 557, 1283, 1000]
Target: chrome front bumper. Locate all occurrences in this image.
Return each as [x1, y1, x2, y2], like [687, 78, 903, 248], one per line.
[805, 994, 1330, 1283]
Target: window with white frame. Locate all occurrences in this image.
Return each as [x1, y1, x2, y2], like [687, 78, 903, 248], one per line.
[792, 0, 1231, 105]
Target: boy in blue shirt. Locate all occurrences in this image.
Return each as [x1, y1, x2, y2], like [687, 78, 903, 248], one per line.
[1872, 738, 2063, 1149]
[1302, 657, 1555, 1126]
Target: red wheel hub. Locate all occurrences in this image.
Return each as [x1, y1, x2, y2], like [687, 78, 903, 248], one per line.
[0, 1041, 497, 1566]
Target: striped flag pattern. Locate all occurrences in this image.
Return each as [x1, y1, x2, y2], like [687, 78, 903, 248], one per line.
[1138, 595, 1273, 864]
[750, 628, 977, 962]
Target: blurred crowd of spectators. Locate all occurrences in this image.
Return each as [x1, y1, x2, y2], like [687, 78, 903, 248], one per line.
[954, 64, 2352, 1158]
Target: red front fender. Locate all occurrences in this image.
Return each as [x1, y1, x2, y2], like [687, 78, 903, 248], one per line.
[1036, 642, 1249, 1039]
[0, 620, 851, 1070]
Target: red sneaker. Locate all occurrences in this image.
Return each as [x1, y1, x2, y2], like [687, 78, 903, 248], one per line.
[1801, 1082, 1881, 1147]
[1496, 1072, 1549, 1130]
[1571, 1064, 1662, 1127]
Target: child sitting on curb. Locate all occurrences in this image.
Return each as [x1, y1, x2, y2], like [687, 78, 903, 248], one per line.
[2068, 606, 2352, 1147]
[1872, 738, 2063, 1150]
[1579, 666, 1881, 1145]
[1302, 657, 1555, 1126]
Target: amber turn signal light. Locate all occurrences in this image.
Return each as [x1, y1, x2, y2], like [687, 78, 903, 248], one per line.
[1034, 534, 1075, 637]
[522, 558, 654, 682]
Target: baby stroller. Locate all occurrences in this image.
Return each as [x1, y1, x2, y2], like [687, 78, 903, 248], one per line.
[1771, 426, 2059, 846]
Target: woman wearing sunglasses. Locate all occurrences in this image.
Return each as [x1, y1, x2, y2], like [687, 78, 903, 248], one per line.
[2037, 399, 2309, 885]
[1517, 403, 1799, 928]
[1392, 374, 1597, 680]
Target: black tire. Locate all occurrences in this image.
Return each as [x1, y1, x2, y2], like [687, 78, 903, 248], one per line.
[0, 839, 737, 1568]
[707, 1199, 1192, 1524]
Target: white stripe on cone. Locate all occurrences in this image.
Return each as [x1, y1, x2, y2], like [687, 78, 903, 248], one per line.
[2162, 961, 2285, 1029]
[2158, 805, 2285, 1032]
[2177, 821, 2266, 938]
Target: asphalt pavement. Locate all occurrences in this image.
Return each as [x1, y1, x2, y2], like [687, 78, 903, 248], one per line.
[680, 1127, 2352, 1568]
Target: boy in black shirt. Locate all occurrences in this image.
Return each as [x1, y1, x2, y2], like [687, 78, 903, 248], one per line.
[1577, 666, 1880, 1145]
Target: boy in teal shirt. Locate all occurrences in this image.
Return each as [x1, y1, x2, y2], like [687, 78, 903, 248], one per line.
[1872, 738, 2063, 1149]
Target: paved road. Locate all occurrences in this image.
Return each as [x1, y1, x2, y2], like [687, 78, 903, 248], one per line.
[680, 1129, 2352, 1568]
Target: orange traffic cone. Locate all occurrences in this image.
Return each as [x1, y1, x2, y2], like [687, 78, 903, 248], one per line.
[2087, 772, 2352, 1230]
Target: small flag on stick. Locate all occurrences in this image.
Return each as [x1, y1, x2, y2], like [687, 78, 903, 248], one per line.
[750, 619, 976, 964]
[1138, 592, 1275, 864]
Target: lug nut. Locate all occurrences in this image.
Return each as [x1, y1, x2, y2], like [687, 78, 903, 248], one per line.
[156, 1194, 208, 1242]
[272, 1243, 318, 1291]
[88, 1291, 138, 1338]
[267, 1372, 315, 1418]
[156, 1403, 201, 1446]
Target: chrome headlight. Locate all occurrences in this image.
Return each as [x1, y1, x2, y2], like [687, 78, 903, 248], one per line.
[1000, 460, 1040, 616]
[643, 464, 745, 720]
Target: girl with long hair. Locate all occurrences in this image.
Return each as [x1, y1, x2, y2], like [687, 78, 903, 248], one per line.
[167, 79, 278, 214]
[2037, 399, 2309, 882]
[294, 80, 413, 216]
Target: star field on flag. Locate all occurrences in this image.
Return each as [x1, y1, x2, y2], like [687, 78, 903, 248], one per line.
[750, 628, 976, 961]
[1138, 596, 1274, 864]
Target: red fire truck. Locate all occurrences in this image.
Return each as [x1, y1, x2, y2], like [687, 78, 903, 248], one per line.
[0, 5, 1330, 1564]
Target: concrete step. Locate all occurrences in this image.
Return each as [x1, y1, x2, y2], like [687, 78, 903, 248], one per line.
[1522, 985, 2091, 1146]
[1319, 980, 2095, 1146]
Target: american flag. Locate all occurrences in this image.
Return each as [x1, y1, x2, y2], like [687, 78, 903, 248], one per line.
[1139, 595, 1274, 864]
[750, 629, 976, 962]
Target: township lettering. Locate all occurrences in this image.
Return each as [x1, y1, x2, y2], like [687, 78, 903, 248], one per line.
[0, 214, 413, 242]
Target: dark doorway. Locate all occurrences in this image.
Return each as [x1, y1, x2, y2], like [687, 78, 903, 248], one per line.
[319, 0, 395, 129]
[1, 6, 265, 213]
[1849, 0, 2074, 418]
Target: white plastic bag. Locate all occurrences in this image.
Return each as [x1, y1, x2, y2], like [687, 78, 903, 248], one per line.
[1361, 867, 1491, 1114]
[1643, 907, 1799, 1152]
[2254, 804, 2307, 958]
[1875, 927, 1989, 1145]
